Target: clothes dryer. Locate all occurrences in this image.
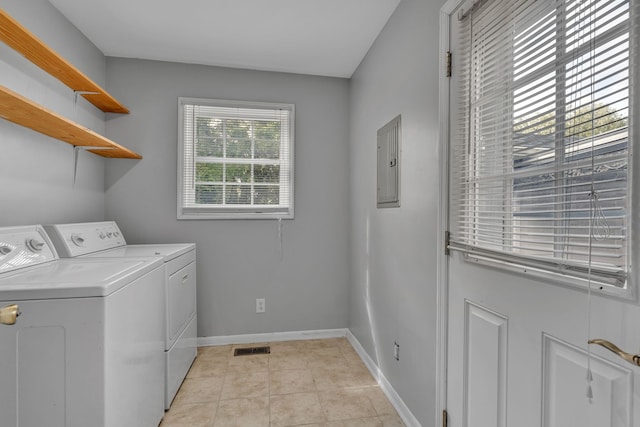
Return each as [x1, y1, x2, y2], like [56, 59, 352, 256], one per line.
[45, 221, 197, 408]
[0, 225, 165, 427]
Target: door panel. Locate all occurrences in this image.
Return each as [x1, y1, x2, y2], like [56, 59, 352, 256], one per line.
[542, 334, 633, 427]
[464, 301, 508, 427]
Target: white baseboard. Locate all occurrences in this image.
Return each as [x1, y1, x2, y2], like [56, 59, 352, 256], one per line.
[346, 330, 421, 427]
[197, 328, 420, 426]
[197, 328, 348, 347]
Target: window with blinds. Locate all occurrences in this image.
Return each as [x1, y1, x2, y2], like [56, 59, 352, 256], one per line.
[450, 0, 636, 291]
[178, 98, 294, 219]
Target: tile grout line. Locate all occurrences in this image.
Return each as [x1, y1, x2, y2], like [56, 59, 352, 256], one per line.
[267, 353, 272, 427]
[312, 346, 329, 426]
[209, 353, 224, 427]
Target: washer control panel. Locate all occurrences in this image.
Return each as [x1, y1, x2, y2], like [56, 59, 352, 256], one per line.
[0, 225, 58, 273]
[44, 222, 127, 258]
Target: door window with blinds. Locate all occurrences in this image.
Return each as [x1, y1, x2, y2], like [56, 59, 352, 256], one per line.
[450, 0, 636, 293]
[178, 98, 294, 219]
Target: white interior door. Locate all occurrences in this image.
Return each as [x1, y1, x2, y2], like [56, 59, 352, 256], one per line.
[442, 0, 640, 426]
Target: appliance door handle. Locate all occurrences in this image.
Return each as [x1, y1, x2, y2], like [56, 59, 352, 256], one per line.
[588, 339, 640, 367]
[0, 304, 20, 325]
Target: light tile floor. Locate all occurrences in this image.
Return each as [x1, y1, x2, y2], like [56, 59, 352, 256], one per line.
[160, 337, 405, 427]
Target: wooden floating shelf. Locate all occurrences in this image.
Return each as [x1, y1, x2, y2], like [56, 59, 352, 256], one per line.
[0, 8, 129, 114]
[0, 85, 141, 159]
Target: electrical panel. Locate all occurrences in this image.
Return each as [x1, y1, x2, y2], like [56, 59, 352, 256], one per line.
[377, 115, 401, 208]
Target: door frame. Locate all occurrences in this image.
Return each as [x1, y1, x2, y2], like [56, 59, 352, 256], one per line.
[436, 0, 465, 425]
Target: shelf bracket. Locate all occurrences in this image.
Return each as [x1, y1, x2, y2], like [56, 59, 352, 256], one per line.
[74, 90, 100, 111]
[74, 145, 114, 184]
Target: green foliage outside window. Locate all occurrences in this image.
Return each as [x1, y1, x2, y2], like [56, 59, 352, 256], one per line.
[194, 117, 282, 205]
[514, 103, 627, 138]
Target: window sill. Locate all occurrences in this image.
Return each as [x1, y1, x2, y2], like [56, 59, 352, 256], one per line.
[178, 211, 294, 220]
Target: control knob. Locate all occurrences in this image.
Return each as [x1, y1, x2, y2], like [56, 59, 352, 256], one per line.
[71, 233, 85, 247]
[26, 238, 44, 253]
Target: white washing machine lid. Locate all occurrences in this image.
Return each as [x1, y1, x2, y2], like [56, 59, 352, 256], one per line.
[83, 243, 195, 262]
[0, 256, 163, 300]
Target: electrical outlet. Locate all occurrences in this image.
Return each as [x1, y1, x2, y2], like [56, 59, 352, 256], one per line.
[256, 298, 266, 313]
[393, 341, 400, 361]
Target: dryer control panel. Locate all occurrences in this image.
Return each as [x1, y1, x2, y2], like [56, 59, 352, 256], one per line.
[44, 222, 127, 258]
[0, 225, 57, 273]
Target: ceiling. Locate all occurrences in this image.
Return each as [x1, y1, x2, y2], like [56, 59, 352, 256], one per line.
[48, 0, 401, 78]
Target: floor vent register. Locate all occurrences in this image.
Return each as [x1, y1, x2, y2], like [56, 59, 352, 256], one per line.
[233, 346, 271, 356]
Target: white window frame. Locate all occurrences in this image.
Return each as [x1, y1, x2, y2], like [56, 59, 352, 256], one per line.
[177, 97, 295, 220]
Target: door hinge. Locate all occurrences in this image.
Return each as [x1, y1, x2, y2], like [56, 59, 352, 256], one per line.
[444, 230, 451, 256]
[445, 51, 452, 77]
[442, 409, 449, 427]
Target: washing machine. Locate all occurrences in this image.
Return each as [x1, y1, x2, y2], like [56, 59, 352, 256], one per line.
[44, 221, 197, 409]
[0, 225, 165, 427]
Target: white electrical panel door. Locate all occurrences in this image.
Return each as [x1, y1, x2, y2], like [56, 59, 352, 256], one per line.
[377, 115, 401, 208]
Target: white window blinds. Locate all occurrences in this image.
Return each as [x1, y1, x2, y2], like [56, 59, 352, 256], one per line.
[450, 0, 636, 289]
[178, 98, 294, 219]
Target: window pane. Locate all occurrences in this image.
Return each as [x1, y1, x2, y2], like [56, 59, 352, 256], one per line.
[513, 72, 557, 169]
[513, 172, 557, 256]
[563, 162, 627, 265]
[225, 137, 252, 159]
[196, 163, 222, 182]
[224, 119, 252, 158]
[225, 185, 251, 204]
[255, 140, 280, 159]
[254, 165, 280, 183]
[196, 184, 223, 204]
[566, 0, 629, 52]
[254, 185, 280, 205]
[196, 118, 223, 156]
[225, 164, 251, 183]
[254, 120, 281, 159]
[254, 120, 280, 140]
[513, 9, 556, 80]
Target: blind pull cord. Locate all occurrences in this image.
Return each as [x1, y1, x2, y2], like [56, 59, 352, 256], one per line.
[278, 217, 283, 261]
[586, 190, 595, 402]
[585, 188, 609, 402]
[589, 191, 610, 241]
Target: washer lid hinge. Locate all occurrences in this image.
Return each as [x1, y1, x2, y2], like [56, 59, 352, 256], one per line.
[444, 230, 451, 256]
[445, 51, 452, 77]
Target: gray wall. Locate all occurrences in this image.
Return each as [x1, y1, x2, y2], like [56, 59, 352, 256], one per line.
[0, 0, 107, 226]
[347, 0, 444, 424]
[104, 59, 351, 337]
